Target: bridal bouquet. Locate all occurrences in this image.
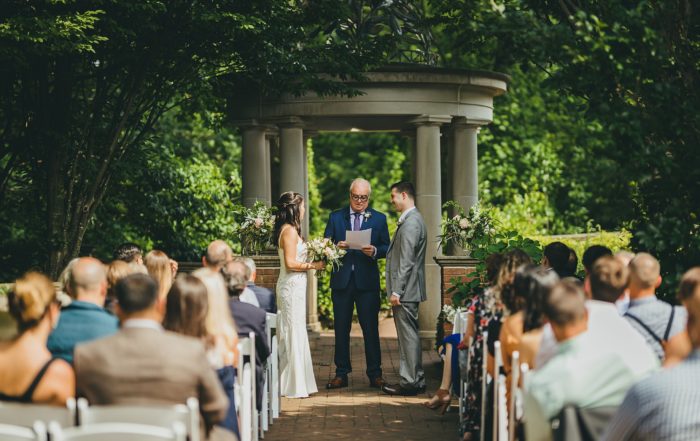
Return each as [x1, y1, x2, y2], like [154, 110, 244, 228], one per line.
[234, 201, 276, 255]
[306, 238, 346, 273]
[439, 201, 497, 252]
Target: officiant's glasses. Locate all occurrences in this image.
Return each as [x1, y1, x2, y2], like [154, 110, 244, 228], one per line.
[350, 193, 369, 202]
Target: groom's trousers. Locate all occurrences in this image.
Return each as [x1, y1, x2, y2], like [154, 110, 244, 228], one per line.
[392, 301, 425, 389]
[332, 273, 382, 379]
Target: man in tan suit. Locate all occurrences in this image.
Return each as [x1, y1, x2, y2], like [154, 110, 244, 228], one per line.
[74, 273, 230, 439]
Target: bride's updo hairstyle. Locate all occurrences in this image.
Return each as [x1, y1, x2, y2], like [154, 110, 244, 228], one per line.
[274, 191, 304, 242]
[8, 272, 57, 334]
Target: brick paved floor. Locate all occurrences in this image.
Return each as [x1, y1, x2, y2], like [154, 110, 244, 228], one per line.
[264, 318, 459, 441]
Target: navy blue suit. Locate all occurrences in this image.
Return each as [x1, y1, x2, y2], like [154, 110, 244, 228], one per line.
[324, 206, 390, 379]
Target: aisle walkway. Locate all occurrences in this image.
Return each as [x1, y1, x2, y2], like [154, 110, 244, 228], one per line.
[265, 318, 459, 441]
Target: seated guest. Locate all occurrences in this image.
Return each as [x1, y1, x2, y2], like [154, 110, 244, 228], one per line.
[164, 275, 239, 439]
[48, 257, 118, 363]
[0, 272, 75, 405]
[145, 250, 174, 305]
[238, 257, 277, 313]
[536, 255, 658, 369]
[516, 265, 559, 370]
[221, 261, 270, 411]
[203, 240, 233, 271]
[582, 245, 612, 296]
[191, 268, 239, 368]
[113, 242, 144, 264]
[614, 251, 635, 314]
[602, 267, 700, 440]
[624, 253, 688, 361]
[564, 247, 579, 279]
[542, 242, 570, 278]
[74, 274, 229, 440]
[526, 280, 656, 425]
[230, 257, 260, 308]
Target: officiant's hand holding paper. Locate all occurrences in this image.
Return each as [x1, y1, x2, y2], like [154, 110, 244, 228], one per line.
[345, 228, 371, 250]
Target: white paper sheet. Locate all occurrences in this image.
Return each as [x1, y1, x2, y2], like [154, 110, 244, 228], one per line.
[346, 228, 372, 250]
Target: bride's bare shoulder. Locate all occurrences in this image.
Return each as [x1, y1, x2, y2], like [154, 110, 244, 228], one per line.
[279, 224, 299, 244]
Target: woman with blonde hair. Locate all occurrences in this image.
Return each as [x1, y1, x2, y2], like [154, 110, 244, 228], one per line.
[164, 275, 239, 438]
[145, 250, 174, 302]
[0, 272, 75, 405]
[191, 267, 239, 368]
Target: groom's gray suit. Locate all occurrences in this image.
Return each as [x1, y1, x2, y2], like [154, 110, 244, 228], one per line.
[386, 207, 427, 389]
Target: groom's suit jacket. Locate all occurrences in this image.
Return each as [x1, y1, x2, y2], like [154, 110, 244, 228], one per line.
[386, 208, 427, 303]
[324, 207, 390, 291]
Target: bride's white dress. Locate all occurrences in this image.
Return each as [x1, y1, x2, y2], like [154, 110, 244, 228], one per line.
[276, 237, 318, 398]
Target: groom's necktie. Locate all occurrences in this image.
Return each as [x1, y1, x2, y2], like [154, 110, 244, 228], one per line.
[353, 212, 363, 231]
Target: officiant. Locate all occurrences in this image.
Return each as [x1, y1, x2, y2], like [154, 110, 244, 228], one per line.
[323, 178, 391, 390]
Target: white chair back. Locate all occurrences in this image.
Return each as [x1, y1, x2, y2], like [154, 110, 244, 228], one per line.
[270, 335, 280, 420]
[239, 364, 253, 441]
[479, 331, 489, 441]
[493, 340, 503, 441]
[49, 421, 186, 441]
[508, 351, 520, 441]
[237, 332, 258, 441]
[0, 398, 76, 428]
[0, 421, 46, 441]
[497, 374, 508, 441]
[76, 397, 199, 441]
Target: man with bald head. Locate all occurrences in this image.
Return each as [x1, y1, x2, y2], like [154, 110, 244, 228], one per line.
[624, 252, 688, 361]
[202, 240, 233, 271]
[323, 178, 391, 389]
[48, 257, 118, 363]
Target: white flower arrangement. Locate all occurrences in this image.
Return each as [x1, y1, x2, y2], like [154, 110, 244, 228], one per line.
[305, 237, 347, 273]
[234, 201, 276, 255]
[441, 304, 464, 324]
[439, 201, 497, 251]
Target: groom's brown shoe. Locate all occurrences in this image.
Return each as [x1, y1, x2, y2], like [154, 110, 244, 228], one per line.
[326, 376, 348, 389]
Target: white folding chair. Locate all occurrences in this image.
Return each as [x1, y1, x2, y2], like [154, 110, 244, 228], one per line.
[239, 365, 253, 441]
[0, 398, 76, 428]
[479, 331, 489, 441]
[493, 340, 503, 441]
[0, 421, 46, 441]
[264, 313, 278, 428]
[76, 397, 199, 441]
[497, 374, 508, 441]
[270, 334, 280, 419]
[237, 333, 257, 441]
[457, 311, 471, 421]
[49, 421, 186, 441]
[508, 351, 520, 441]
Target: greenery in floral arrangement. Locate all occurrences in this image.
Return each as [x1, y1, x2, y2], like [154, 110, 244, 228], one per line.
[447, 231, 543, 308]
[439, 201, 497, 253]
[233, 202, 277, 256]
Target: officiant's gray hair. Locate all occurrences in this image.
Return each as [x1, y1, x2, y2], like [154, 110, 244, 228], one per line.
[349, 178, 372, 196]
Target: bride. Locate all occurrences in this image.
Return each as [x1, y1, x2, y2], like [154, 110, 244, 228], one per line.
[275, 191, 324, 398]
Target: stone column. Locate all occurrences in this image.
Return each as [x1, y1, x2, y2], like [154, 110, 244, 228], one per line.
[278, 117, 306, 199]
[262, 131, 276, 206]
[303, 130, 320, 333]
[239, 120, 271, 207]
[451, 117, 479, 211]
[411, 115, 452, 341]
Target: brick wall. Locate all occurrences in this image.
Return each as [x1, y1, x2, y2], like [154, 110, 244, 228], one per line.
[177, 254, 281, 290]
[435, 256, 478, 336]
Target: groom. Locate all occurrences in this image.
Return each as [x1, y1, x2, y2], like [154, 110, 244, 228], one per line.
[324, 178, 390, 389]
[382, 181, 427, 396]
